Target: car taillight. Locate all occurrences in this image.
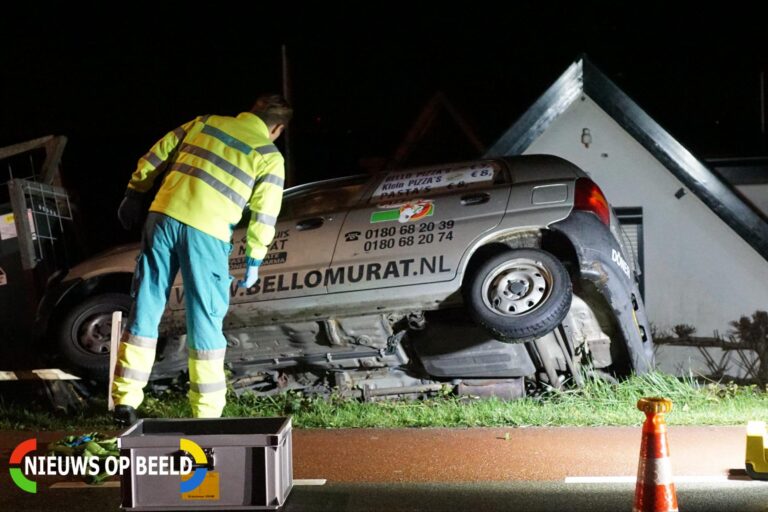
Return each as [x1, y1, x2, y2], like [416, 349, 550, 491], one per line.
[574, 178, 610, 226]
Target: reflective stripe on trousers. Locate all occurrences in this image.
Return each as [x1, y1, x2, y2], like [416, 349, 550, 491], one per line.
[111, 333, 157, 409]
[111, 213, 232, 417]
[188, 348, 228, 418]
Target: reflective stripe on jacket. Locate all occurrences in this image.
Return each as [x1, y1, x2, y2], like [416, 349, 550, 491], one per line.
[127, 112, 284, 260]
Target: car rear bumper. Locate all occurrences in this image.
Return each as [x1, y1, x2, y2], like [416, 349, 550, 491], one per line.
[550, 212, 654, 373]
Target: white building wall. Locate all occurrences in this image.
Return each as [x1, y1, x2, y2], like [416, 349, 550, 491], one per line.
[737, 184, 768, 217]
[523, 96, 768, 337]
[654, 344, 758, 380]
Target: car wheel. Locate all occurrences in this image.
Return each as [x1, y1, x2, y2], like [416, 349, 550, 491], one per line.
[57, 292, 131, 382]
[464, 249, 572, 342]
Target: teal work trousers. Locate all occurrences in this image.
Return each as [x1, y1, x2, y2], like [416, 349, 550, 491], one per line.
[112, 212, 232, 417]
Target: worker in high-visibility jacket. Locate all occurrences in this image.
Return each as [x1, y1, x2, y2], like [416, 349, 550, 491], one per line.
[111, 94, 292, 425]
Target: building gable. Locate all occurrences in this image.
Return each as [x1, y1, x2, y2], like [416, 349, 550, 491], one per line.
[486, 57, 768, 262]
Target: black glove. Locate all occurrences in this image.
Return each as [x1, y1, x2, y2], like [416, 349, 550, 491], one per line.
[117, 189, 146, 230]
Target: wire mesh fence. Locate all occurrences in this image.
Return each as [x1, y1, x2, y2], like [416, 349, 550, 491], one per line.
[8, 178, 74, 270]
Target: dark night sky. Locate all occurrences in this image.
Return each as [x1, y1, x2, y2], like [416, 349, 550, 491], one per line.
[1, 4, 767, 253]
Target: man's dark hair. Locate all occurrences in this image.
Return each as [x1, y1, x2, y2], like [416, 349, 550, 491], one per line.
[251, 94, 293, 126]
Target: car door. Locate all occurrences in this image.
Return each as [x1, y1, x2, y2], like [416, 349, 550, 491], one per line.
[228, 176, 372, 303]
[166, 176, 372, 310]
[328, 161, 511, 294]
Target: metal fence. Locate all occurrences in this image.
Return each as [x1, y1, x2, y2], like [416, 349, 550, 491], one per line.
[8, 178, 73, 270]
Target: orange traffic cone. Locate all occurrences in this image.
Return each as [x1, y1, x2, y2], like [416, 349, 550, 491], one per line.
[633, 397, 678, 512]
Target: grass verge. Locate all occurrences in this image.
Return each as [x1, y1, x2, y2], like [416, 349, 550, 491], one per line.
[1, 372, 766, 431]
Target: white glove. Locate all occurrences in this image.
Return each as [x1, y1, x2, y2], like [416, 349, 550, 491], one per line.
[237, 258, 261, 288]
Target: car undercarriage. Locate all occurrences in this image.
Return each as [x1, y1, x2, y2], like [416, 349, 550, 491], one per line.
[144, 290, 619, 401]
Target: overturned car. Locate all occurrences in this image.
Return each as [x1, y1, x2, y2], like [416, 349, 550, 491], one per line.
[38, 155, 653, 399]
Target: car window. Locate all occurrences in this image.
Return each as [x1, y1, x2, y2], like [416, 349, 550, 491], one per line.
[234, 175, 370, 229]
[280, 175, 370, 219]
[369, 161, 504, 204]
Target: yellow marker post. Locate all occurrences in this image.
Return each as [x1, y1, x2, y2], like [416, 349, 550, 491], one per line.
[745, 421, 768, 480]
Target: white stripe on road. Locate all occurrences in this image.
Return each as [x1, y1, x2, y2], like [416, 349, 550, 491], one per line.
[0, 371, 18, 381]
[566, 475, 751, 484]
[295, 479, 327, 486]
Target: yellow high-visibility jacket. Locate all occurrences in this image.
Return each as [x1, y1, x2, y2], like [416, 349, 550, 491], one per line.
[127, 112, 284, 261]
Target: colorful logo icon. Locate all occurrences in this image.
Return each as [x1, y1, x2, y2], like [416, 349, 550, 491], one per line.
[10, 438, 37, 493]
[371, 199, 434, 224]
[179, 438, 207, 493]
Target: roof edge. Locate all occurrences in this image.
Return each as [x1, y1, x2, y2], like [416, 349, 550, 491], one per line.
[485, 59, 584, 157]
[581, 59, 768, 261]
[487, 55, 768, 262]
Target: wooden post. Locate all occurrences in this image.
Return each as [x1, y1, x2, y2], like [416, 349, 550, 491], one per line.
[107, 311, 122, 411]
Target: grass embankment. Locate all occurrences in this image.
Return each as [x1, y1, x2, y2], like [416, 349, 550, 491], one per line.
[2, 372, 767, 431]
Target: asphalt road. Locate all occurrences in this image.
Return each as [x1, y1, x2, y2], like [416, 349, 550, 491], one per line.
[1, 426, 766, 511]
[4, 481, 768, 512]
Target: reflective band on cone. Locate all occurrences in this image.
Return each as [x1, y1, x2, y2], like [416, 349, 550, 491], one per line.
[633, 397, 679, 512]
[636, 456, 674, 486]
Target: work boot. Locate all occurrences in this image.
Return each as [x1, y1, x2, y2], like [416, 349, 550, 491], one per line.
[113, 404, 138, 427]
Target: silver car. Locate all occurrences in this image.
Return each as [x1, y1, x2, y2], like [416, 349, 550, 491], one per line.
[38, 155, 653, 399]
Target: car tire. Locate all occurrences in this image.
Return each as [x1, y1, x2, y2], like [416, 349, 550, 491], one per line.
[464, 249, 572, 343]
[57, 293, 132, 382]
